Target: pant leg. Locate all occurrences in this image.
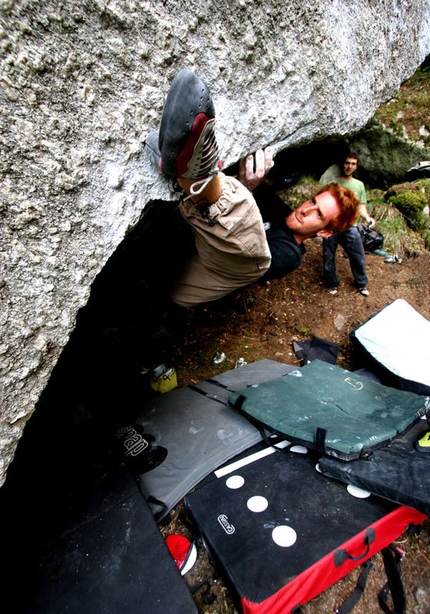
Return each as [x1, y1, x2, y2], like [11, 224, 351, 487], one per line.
[171, 174, 271, 307]
[169, 252, 266, 307]
[338, 227, 368, 288]
[323, 234, 340, 288]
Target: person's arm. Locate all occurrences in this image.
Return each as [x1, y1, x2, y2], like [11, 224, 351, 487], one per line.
[355, 182, 375, 227]
[357, 203, 375, 228]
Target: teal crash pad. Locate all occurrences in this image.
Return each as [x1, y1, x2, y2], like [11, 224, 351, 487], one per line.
[229, 360, 429, 460]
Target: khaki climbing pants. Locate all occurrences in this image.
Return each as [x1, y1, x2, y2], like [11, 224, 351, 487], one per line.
[170, 174, 271, 307]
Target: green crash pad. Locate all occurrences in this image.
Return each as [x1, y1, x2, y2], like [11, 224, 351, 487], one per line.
[229, 360, 429, 460]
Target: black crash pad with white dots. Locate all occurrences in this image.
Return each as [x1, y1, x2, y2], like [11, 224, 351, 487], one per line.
[184, 443, 426, 614]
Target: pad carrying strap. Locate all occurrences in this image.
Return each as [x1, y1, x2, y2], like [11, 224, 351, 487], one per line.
[315, 427, 327, 453]
[292, 544, 405, 614]
[336, 545, 406, 614]
[378, 546, 406, 614]
[335, 559, 373, 614]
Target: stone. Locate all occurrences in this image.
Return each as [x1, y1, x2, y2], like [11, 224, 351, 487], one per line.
[334, 315, 346, 331]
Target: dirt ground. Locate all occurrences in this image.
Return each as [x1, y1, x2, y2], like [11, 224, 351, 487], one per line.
[165, 239, 430, 386]
[159, 241, 430, 614]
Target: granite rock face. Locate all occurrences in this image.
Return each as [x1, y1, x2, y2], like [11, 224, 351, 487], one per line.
[1, 0, 430, 486]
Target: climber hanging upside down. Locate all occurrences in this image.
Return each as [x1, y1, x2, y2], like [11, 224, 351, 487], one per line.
[145, 68, 359, 307]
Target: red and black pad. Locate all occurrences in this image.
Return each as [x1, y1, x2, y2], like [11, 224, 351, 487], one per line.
[184, 446, 426, 614]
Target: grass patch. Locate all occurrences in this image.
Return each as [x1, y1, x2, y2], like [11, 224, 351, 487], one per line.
[367, 201, 427, 256]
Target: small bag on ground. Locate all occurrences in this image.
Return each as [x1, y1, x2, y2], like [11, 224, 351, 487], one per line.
[357, 222, 384, 253]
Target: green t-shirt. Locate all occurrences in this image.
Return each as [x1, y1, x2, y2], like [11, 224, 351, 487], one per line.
[329, 176, 367, 227]
[333, 176, 366, 205]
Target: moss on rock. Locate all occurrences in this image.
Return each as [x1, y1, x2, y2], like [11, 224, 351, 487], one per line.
[386, 184, 430, 241]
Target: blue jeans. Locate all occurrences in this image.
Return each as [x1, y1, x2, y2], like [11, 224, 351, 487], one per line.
[323, 226, 368, 289]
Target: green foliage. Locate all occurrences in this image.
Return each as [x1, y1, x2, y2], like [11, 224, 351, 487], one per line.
[374, 63, 430, 145]
[368, 200, 427, 256]
[366, 189, 385, 205]
[242, 295, 255, 312]
[416, 178, 430, 198]
[405, 277, 421, 288]
[388, 190, 427, 213]
[422, 230, 430, 249]
[378, 217, 406, 234]
[386, 187, 430, 242]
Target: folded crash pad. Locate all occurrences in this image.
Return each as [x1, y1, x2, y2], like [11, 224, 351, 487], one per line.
[319, 418, 430, 516]
[185, 444, 426, 614]
[351, 299, 430, 395]
[122, 360, 295, 521]
[229, 359, 429, 460]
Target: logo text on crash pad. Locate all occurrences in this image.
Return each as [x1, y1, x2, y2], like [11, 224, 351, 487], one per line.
[218, 514, 235, 535]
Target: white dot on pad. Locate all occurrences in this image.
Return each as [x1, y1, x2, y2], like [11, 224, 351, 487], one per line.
[290, 445, 308, 454]
[272, 525, 297, 547]
[347, 485, 371, 498]
[226, 475, 245, 489]
[247, 496, 268, 512]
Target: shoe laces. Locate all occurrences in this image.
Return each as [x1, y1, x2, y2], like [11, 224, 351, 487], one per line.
[182, 117, 220, 179]
[184, 171, 219, 199]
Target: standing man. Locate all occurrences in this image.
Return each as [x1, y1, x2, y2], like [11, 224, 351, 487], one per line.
[322, 153, 375, 297]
